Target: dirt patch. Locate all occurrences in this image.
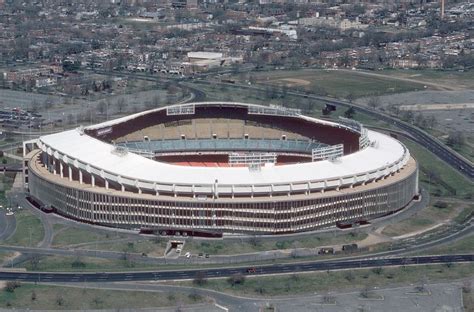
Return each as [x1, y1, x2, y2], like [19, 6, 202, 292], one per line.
[278, 78, 311, 86]
[0, 281, 6, 290]
[1, 251, 20, 266]
[399, 103, 474, 111]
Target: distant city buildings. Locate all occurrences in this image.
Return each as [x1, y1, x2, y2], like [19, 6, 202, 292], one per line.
[0, 0, 471, 93]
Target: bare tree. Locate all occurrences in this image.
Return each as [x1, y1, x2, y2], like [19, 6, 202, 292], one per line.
[30, 255, 40, 270]
[446, 131, 465, 148]
[367, 96, 380, 110]
[360, 286, 372, 298]
[117, 98, 127, 113]
[322, 295, 336, 304]
[5, 281, 21, 293]
[227, 273, 246, 286]
[193, 271, 208, 286]
[56, 293, 64, 306]
[97, 101, 107, 115]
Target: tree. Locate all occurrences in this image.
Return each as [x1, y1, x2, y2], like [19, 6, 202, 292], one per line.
[322, 295, 336, 304]
[372, 267, 383, 275]
[367, 96, 380, 110]
[387, 104, 400, 116]
[401, 110, 414, 123]
[446, 131, 465, 148]
[425, 115, 437, 129]
[117, 98, 127, 113]
[92, 296, 103, 306]
[248, 236, 260, 247]
[462, 281, 472, 294]
[66, 114, 74, 125]
[97, 101, 107, 115]
[30, 255, 40, 270]
[346, 93, 354, 103]
[31, 290, 37, 301]
[193, 272, 208, 286]
[227, 273, 245, 286]
[56, 293, 64, 306]
[415, 276, 428, 293]
[5, 281, 21, 293]
[344, 271, 355, 281]
[360, 286, 372, 298]
[344, 106, 355, 119]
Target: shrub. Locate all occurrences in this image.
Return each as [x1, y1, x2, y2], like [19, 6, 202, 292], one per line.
[344, 271, 355, 282]
[433, 201, 448, 209]
[5, 281, 21, 293]
[227, 273, 246, 286]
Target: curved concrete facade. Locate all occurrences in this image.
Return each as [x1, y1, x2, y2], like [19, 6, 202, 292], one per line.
[27, 151, 418, 234]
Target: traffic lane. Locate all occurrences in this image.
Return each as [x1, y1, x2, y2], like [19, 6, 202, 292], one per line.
[1, 254, 472, 283]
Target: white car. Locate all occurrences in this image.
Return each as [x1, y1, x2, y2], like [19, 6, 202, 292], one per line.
[185, 252, 191, 258]
[6, 211, 14, 216]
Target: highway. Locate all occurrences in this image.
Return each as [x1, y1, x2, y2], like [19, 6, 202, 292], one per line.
[0, 254, 472, 283]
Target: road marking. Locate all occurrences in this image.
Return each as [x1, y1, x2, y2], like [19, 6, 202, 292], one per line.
[214, 303, 229, 311]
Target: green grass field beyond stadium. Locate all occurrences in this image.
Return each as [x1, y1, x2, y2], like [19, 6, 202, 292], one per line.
[242, 69, 427, 98]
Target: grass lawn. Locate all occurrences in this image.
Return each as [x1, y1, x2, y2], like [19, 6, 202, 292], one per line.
[414, 234, 474, 255]
[77, 239, 168, 257]
[242, 69, 426, 98]
[5, 209, 44, 247]
[182, 263, 474, 297]
[22, 255, 158, 272]
[382, 218, 435, 237]
[381, 201, 462, 237]
[52, 226, 126, 247]
[379, 69, 474, 90]
[0, 283, 207, 310]
[52, 225, 167, 256]
[401, 138, 473, 199]
[184, 232, 367, 256]
[0, 173, 15, 207]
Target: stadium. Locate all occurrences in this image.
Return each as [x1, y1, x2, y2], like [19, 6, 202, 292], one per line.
[23, 102, 419, 236]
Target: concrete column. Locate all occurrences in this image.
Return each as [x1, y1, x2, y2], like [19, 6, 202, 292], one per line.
[91, 175, 95, 187]
[68, 165, 72, 182]
[105, 179, 109, 190]
[60, 162, 64, 178]
[52, 159, 56, 175]
[121, 184, 125, 192]
[79, 170, 83, 184]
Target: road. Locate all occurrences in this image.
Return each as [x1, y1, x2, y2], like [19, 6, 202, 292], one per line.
[0, 209, 16, 241]
[0, 254, 472, 283]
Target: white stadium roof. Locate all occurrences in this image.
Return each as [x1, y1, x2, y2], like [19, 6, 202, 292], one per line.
[39, 128, 406, 186]
[36, 102, 411, 196]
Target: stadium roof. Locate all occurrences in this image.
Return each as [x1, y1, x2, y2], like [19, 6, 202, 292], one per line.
[40, 128, 407, 186]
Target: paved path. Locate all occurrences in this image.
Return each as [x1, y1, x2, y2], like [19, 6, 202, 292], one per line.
[0, 210, 16, 241]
